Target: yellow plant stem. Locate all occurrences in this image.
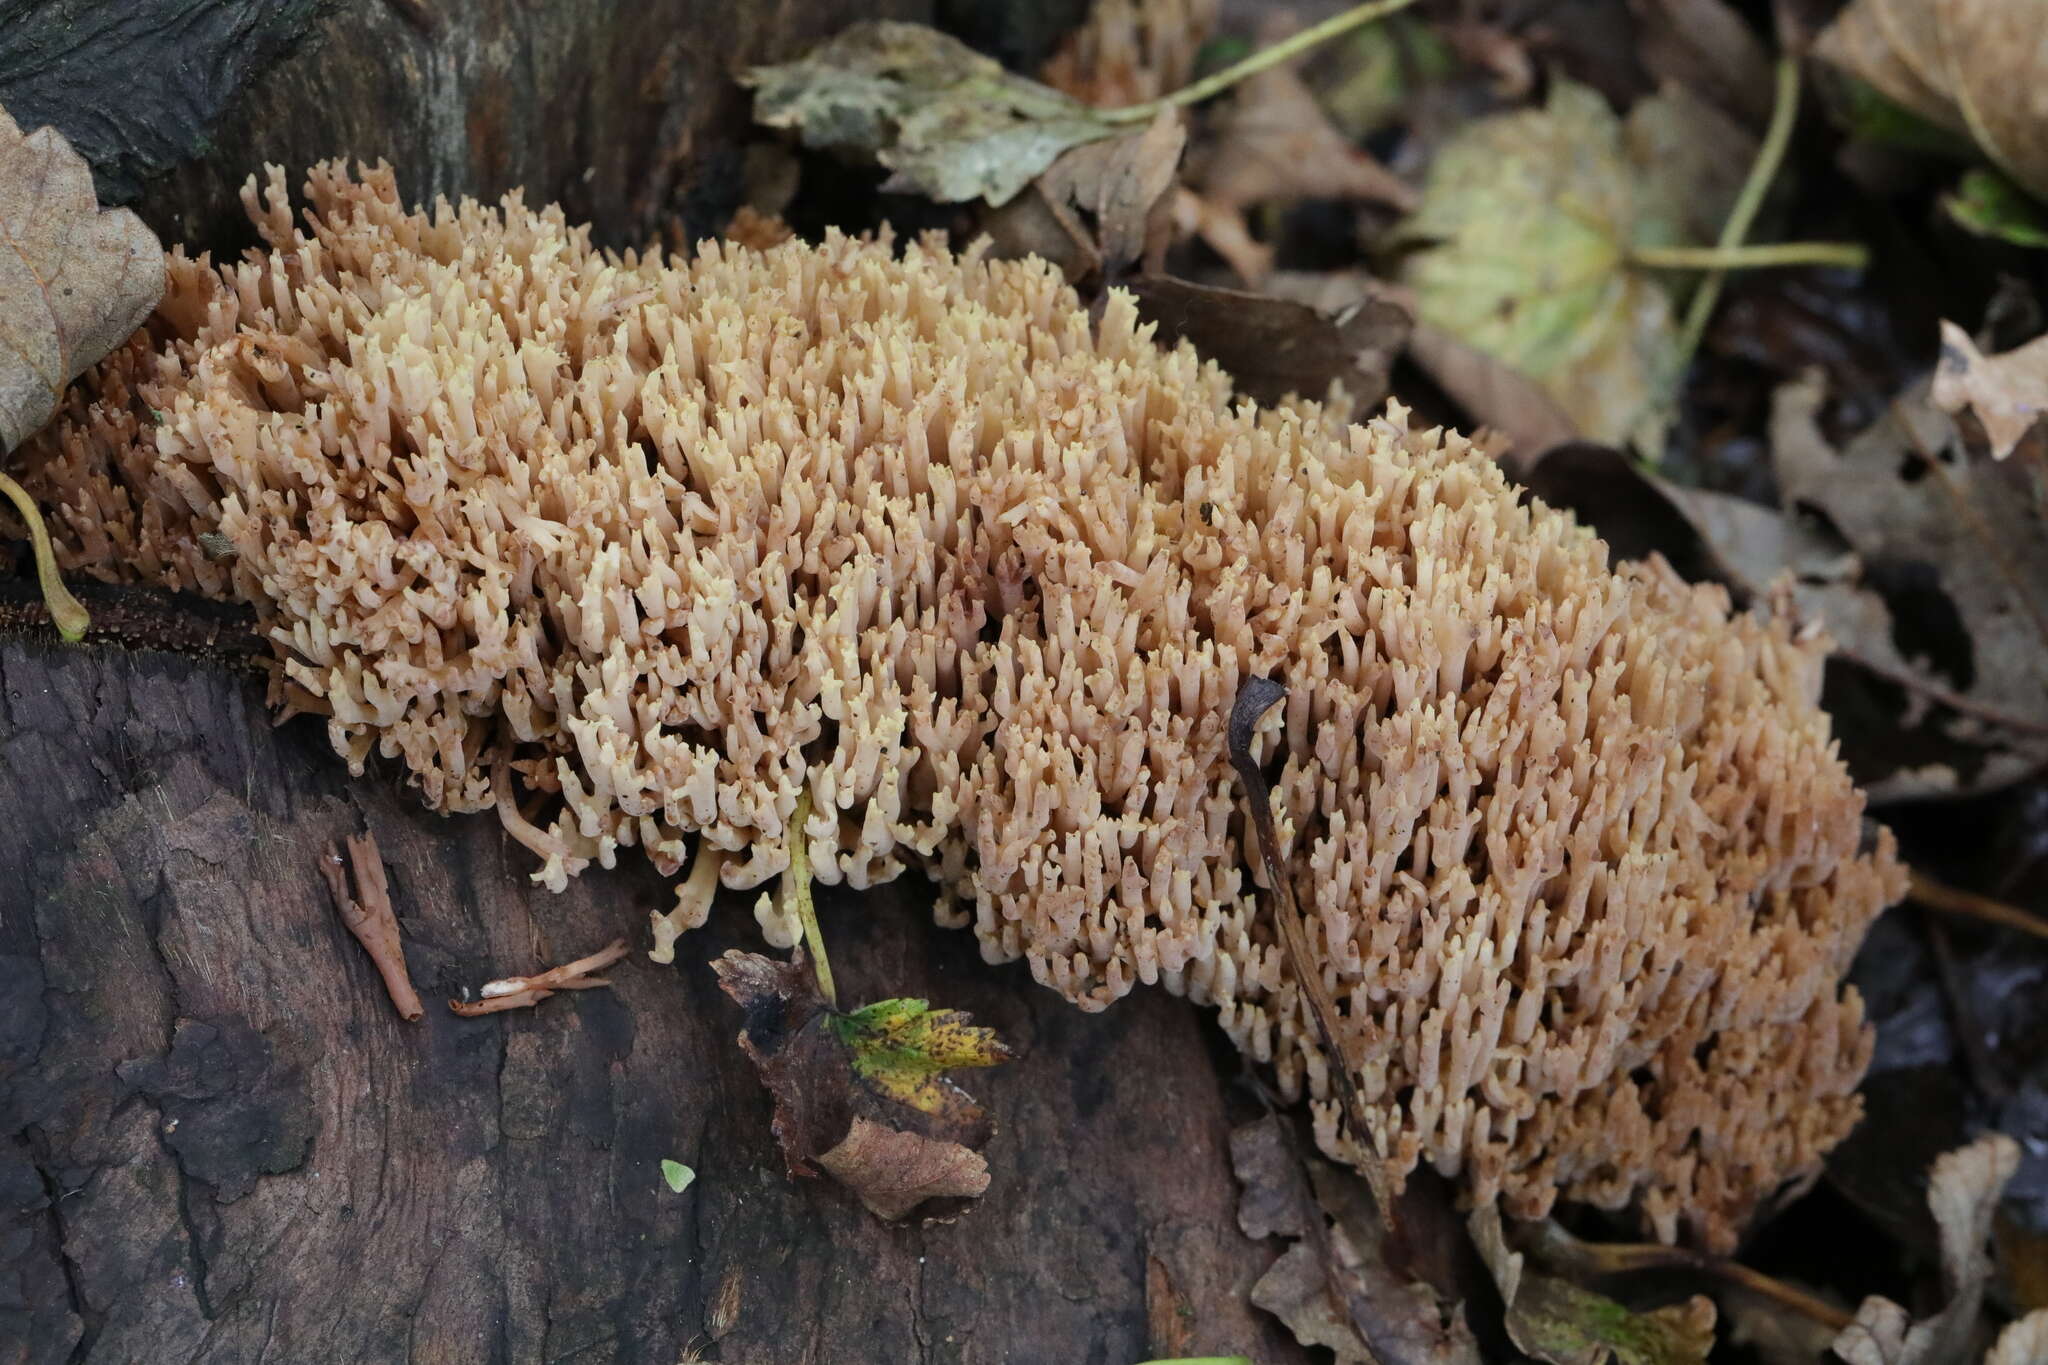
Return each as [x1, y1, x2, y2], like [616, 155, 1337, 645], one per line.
[1676, 52, 1803, 368]
[1633, 241, 1869, 271]
[0, 470, 88, 641]
[1098, 0, 1423, 124]
[784, 787, 836, 1006]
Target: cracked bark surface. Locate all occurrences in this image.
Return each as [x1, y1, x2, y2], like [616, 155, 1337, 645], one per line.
[0, 638, 1313, 1362]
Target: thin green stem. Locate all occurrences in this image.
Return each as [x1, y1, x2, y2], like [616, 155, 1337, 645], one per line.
[1675, 53, 1804, 369]
[1633, 241, 1869, 271]
[785, 787, 836, 1007]
[0, 470, 88, 642]
[1096, 0, 1424, 124]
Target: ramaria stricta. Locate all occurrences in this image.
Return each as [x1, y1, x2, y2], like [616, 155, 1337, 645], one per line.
[11, 162, 1906, 1251]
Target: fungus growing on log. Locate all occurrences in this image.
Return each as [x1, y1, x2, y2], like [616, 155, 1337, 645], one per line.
[9, 162, 1905, 1250]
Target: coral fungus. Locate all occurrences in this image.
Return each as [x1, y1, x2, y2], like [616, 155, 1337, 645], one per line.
[12, 162, 1904, 1249]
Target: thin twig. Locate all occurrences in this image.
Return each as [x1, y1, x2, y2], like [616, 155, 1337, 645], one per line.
[1097, 0, 1424, 124]
[1675, 53, 1802, 371]
[1228, 682, 1388, 1207]
[0, 472, 88, 640]
[448, 938, 630, 1016]
[319, 832, 425, 1022]
[1909, 868, 2048, 943]
[1632, 242, 1868, 271]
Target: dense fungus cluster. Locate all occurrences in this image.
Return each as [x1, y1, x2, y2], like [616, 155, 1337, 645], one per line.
[12, 162, 1905, 1250]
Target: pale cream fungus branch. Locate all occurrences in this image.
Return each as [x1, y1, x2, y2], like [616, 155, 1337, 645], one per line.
[13, 161, 1906, 1252]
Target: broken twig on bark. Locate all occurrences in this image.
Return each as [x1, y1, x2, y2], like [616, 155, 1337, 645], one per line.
[449, 938, 631, 1016]
[319, 832, 426, 1021]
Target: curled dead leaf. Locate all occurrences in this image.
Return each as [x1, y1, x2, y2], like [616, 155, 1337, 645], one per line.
[815, 1117, 990, 1221]
[0, 102, 162, 450]
[1832, 1134, 2021, 1365]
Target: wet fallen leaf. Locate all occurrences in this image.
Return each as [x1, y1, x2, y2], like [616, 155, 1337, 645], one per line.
[1396, 79, 1752, 449]
[1470, 1206, 1716, 1365]
[1128, 272, 1410, 409]
[1815, 0, 2048, 200]
[711, 947, 1009, 1221]
[1933, 319, 2048, 459]
[1231, 1117, 1483, 1365]
[744, 21, 1116, 206]
[1832, 1134, 2020, 1365]
[0, 102, 162, 450]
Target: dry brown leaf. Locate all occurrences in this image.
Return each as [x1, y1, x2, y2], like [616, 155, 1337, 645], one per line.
[1933, 319, 2048, 459]
[1814, 1, 1966, 140]
[1933, 1, 2048, 205]
[1195, 62, 1417, 217]
[1231, 1117, 1482, 1365]
[1832, 1134, 2020, 1365]
[0, 103, 162, 450]
[983, 110, 1184, 283]
[814, 1116, 990, 1221]
[1769, 373, 2048, 786]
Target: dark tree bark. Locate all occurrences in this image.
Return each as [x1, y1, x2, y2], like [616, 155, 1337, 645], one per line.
[0, 638, 1311, 1363]
[0, 0, 929, 251]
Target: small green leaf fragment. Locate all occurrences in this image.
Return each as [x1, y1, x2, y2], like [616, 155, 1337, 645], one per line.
[1945, 169, 2048, 250]
[660, 1159, 695, 1194]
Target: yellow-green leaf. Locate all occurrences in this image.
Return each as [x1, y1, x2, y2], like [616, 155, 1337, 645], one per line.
[830, 997, 1012, 1117]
